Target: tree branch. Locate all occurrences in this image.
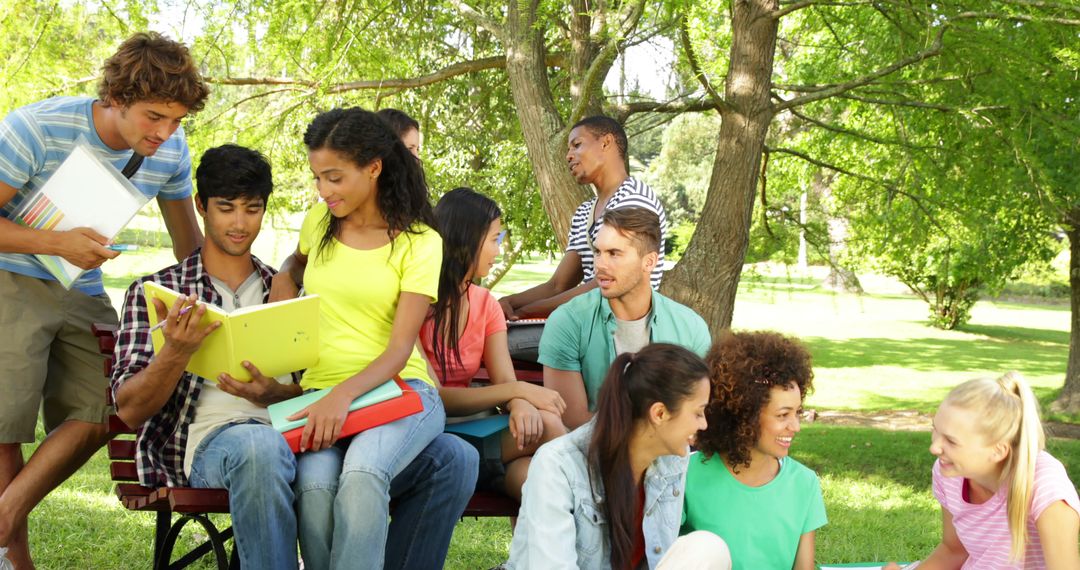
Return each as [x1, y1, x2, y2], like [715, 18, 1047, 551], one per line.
[774, 73, 972, 93]
[772, 0, 817, 19]
[769, 146, 949, 234]
[448, 0, 504, 39]
[783, 106, 937, 149]
[201, 88, 311, 125]
[991, 0, 1080, 12]
[205, 53, 568, 94]
[836, 92, 955, 111]
[679, 14, 732, 114]
[774, 26, 945, 112]
[568, 0, 648, 125]
[771, 0, 875, 19]
[611, 98, 719, 123]
[952, 11, 1080, 25]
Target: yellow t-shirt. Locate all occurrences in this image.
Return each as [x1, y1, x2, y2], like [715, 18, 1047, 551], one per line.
[298, 202, 442, 390]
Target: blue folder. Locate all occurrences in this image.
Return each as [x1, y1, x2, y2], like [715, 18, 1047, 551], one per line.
[443, 415, 510, 439]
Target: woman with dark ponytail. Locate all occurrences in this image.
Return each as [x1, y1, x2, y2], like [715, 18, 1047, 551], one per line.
[270, 107, 473, 570]
[508, 343, 731, 570]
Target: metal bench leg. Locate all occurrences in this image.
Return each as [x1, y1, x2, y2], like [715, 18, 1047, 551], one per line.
[153, 511, 171, 568]
[154, 513, 230, 570]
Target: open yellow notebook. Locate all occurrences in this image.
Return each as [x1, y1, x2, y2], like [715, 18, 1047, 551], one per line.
[143, 281, 320, 382]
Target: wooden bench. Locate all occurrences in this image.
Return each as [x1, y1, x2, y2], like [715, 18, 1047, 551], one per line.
[94, 323, 540, 568]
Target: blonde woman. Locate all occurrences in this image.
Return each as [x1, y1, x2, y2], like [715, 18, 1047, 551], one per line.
[887, 372, 1080, 569]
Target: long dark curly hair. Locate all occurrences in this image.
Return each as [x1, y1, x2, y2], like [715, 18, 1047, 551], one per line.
[429, 187, 501, 380]
[303, 107, 436, 259]
[696, 330, 814, 472]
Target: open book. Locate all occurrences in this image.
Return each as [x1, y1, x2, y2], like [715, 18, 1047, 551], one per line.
[13, 139, 150, 288]
[143, 281, 320, 382]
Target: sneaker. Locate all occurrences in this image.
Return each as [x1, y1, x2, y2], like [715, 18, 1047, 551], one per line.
[0, 547, 14, 570]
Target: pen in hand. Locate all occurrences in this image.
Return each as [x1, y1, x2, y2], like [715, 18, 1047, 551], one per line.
[149, 304, 195, 333]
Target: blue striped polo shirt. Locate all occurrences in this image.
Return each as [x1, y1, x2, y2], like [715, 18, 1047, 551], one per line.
[0, 96, 193, 295]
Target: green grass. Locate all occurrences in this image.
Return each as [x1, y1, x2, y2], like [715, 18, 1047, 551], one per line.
[729, 267, 1071, 418]
[24, 424, 1080, 568]
[19, 247, 1079, 568]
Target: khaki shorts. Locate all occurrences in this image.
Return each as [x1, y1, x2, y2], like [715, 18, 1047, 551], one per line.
[0, 270, 118, 443]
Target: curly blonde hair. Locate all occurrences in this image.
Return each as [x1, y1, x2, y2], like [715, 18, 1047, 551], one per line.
[697, 330, 814, 471]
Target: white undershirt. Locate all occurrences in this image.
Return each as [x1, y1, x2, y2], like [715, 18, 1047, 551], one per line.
[183, 272, 292, 476]
[613, 313, 651, 356]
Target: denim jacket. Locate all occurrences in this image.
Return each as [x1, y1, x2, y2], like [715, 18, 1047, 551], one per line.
[508, 421, 688, 569]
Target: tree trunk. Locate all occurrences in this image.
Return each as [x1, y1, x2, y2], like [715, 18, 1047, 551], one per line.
[504, 0, 591, 247]
[660, 0, 780, 337]
[819, 171, 864, 293]
[569, 0, 603, 116]
[1052, 213, 1080, 413]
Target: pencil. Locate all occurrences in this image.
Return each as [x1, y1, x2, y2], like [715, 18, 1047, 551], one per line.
[149, 305, 195, 332]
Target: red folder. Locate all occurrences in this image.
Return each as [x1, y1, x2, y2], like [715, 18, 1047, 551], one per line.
[282, 378, 424, 453]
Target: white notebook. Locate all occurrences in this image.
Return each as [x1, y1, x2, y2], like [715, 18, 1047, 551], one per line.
[13, 139, 149, 288]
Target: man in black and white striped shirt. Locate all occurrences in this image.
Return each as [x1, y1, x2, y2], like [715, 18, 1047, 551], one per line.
[499, 116, 667, 321]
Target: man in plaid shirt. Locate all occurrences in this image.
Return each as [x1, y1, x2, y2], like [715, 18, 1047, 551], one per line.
[111, 145, 481, 569]
[110, 145, 302, 569]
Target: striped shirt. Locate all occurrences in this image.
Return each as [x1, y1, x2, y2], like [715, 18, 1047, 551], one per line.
[565, 177, 667, 289]
[932, 452, 1080, 569]
[109, 250, 291, 487]
[0, 96, 193, 295]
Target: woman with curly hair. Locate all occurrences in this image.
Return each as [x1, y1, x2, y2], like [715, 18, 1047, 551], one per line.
[681, 330, 826, 570]
[270, 107, 461, 569]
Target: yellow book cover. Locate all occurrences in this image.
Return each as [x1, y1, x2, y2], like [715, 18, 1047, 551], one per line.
[142, 281, 320, 382]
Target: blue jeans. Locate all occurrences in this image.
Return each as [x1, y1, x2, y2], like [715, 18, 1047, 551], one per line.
[385, 432, 478, 569]
[295, 379, 470, 570]
[189, 420, 298, 570]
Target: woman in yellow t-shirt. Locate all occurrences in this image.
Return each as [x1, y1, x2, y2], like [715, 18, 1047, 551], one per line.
[270, 107, 448, 570]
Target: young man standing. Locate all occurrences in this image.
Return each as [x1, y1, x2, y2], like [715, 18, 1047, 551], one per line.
[538, 208, 710, 429]
[0, 32, 207, 568]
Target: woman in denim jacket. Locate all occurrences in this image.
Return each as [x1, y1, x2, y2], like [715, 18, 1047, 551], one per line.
[508, 343, 732, 569]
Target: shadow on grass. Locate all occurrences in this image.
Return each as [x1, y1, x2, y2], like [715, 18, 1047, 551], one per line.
[798, 424, 1080, 485]
[959, 323, 1069, 346]
[739, 273, 822, 288]
[817, 392, 949, 413]
[804, 336, 1067, 377]
[796, 425, 934, 490]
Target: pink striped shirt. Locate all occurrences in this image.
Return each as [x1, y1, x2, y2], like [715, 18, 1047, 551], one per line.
[932, 451, 1080, 569]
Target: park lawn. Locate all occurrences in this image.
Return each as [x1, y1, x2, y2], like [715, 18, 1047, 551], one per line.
[729, 269, 1071, 420]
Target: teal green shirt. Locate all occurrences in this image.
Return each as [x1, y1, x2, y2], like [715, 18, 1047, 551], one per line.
[681, 453, 827, 570]
[538, 288, 711, 410]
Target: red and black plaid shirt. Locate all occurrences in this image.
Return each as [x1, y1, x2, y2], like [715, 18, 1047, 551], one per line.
[109, 249, 285, 487]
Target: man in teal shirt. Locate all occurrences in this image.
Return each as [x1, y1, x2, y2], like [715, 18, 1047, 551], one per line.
[539, 207, 711, 429]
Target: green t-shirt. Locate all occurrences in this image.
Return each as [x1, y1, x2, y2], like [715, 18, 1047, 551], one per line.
[538, 288, 711, 410]
[681, 452, 827, 570]
[298, 202, 442, 389]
